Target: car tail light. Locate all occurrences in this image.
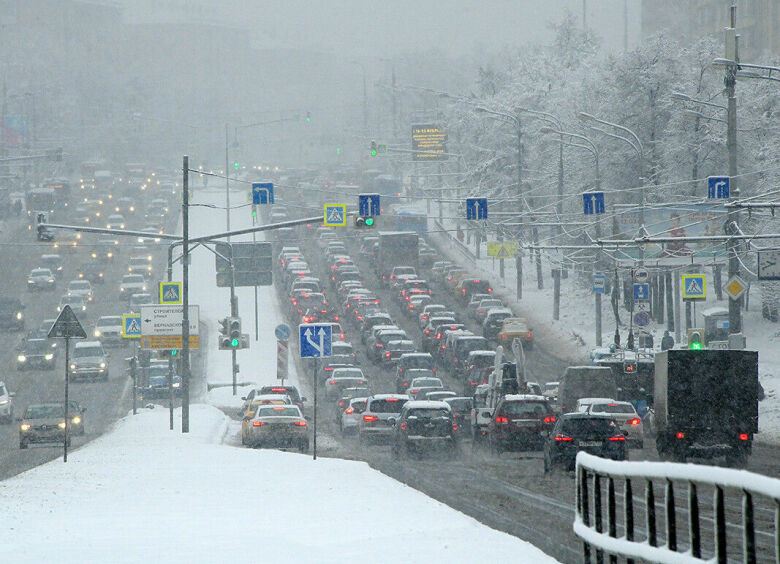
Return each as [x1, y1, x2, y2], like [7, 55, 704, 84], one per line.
[554, 434, 573, 442]
[452, 422, 458, 431]
[409, 389, 418, 394]
[340, 333, 346, 340]
[334, 316, 340, 321]
[676, 432, 685, 439]
[488, 288, 492, 292]
[400, 421, 407, 431]
[425, 329, 430, 335]
[402, 382, 408, 387]
[363, 414, 378, 422]
[526, 333, 532, 339]
[271, 388, 285, 392]
[544, 416, 556, 423]
[627, 418, 641, 425]
[609, 435, 626, 441]
[338, 401, 346, 407]
[294, 420, 307, 427]
[345, 407, 354, 414]
[470, 381, 477, 386]
[495, 416, 508, 424]
[739, 433, 749, 441]
[328, 380, 335, 385]
[386, 398, 399, 402]
[409, 304, 414, 308]
[385, 353, 391, 358]
[252, 421, 265, 427]
[389, 275, 395, 279]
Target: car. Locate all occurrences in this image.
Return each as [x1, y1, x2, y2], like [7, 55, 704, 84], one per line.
[255, 385, 306, 410]
[483, 308, 514, 341]
[447, 335, 489, 375]
[77, 262, 106, 284]
[128, 256, 153, 278]
[391, 400, 458, 460]
[330, 341, 356, 361]
[128, 293, 154, 311]
[457, 278, 493, 304]
[444, 397, 474, 438]
[16, 338, 56, 370]
[381, 339, 416, 366]
[409, 386, 444, 400]
[334, 386, 371, 420]
[106, 214, 126, 229]
[93, 316, 124, 346]
[66, 400, 87, 436]
[0, 381, 16, 423]
[586, 400, 644, 448]
[119, 274, 147, 299]
[542, 381, 559, 402]
[27, 268, 56, 291]
[69, 341, 109, 382]
[245, 405, 309, 452]
[395, 368, 435, 394]
[543, 413, 628, 472]
[67, 279, 94, 302]
[497, 317, 533, 349]
[474, 299, 504, 324]
[40, 254, 64, 276]
[418, 304, 446, 329]
[576, 397, 616, 413]
[324, 367, 368, 400]
[19, 403, 68, 448]
[0, 297, 26, 330]
[358, 394, 410, 445]
[368, 329, 408, 362]
[95, 238, 120, 260]
[142, 362, 181, 399]
[239, 394, 293, 445]
[340, 397, 368, 436]
[425, 390, 458, 402]
[405, 294, 432, 317]
[58, 294, 88, 319]
[486, 395, 557, 455]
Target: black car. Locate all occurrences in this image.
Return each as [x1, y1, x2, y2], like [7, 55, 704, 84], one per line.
[77, 262, 106, 284]
[543, 413, 628, 473]
[17, 338, 56, 370]
[0, 297, 25, 331]
[392, 400, 458, 460]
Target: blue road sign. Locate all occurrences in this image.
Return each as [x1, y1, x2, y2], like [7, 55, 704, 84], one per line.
[274, 323, 291, 341]
[122, 314, 142, 338]
[466, 197, 487, 220]
[583, 192, 605, 215]
[299, 323, 332, 358]
[593, 274, 606, 294]
[633, 283, 649, 301]
[707, 176, 730, 199]
[682, 274, 706, 300]
[252, 182, 274, 205]
[159, 282, 181, 304]
[633, 311, 650, 328]
[359, 193, 381, 216]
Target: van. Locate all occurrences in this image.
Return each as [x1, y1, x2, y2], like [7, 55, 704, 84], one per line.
[557, 366, 616, 413]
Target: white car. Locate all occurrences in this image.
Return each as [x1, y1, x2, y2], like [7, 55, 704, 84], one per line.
[587, 400, 644, 448]
[340, 397, 368, 436]
[67, 279, 94, 302]
[94, 315, 123, 346]
[325, 367, 367, 400]
[0, 381, 15, 423]
[576, 397, 615, 413]
[120, 274, 147, 299]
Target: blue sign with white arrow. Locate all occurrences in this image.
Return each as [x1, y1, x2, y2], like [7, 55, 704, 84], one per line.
[252, 182, 274, 205]
[583, 192, 605, 215]
[707, 176, 729, 199]
[299, 323, 332, 358]
[633, 283, 649, 301]
[466, 197, 487, 220]
[359, 193, 381, 216]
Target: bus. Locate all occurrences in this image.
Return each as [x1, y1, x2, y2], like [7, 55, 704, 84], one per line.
[374, 175, 403, 208]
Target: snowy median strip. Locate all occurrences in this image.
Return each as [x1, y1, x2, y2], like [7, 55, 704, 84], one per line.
[0, 404, 559, 563]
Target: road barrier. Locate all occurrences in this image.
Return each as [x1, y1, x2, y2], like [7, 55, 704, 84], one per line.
[575, 452, 780, 563]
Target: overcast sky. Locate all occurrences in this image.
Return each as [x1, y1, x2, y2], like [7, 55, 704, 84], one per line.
[125, 0, 641, 56]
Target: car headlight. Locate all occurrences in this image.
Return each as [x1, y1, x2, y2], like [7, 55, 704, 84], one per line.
[17, 355, 26, 362]
[16, 312, 22, 320]
[27, 279, 33, 284]
[120, 287, 125, 292]
[72, 416, 81, 424]
[48, 279, 54, 283]
[99, 362, 106, 368]
[70, 363, 76, 370]
[45, 353, 54, 360]
[172, 382, 180, 388]
[107, 252, 113, 258]
[94, 330, 101, 337]
[141, 286, 147, 291]
[0, 399, 8, 405]
[81, 306, 86, 311]
[58, 421, 66, 429]
[20, 423, 30, 431]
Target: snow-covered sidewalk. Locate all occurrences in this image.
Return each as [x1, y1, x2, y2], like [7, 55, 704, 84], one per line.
[0, 403, 559, 563]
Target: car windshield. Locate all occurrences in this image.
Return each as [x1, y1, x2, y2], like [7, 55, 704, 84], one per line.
[332, 369, 363, 378]
[501, 401, 549, 416]
[31, 269, 52, 277]
[403, 356, 433, 369]
[591, 403, 636, 414]
[411, 378, 441, 388]
[408, 408, 449, 418]
[25, 340, 50, 353]
[25, 405, 63, 419]
[446, 399, 473, 412]
[369, 399, 407, 413]
[257, 406, 301, 418]
[73, 345, 104, 358]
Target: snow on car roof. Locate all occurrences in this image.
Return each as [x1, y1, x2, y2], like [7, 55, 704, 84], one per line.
[405, 400, 451, 410]
[503, 394, 549, 402]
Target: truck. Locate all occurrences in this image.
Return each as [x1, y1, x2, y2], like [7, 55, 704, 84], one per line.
[375, 231, 418, 281]
[470, 345, 524, 443]
[654, 349, 758, 467]
[557, 366, 617, 413]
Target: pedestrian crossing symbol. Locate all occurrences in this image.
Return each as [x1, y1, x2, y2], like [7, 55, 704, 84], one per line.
[681, 274, 706, 301]
[487, 241, 518, 258]
[159, 282, 182, 304]
[122, 314, 142, 338]
[323, 204, 347, 227]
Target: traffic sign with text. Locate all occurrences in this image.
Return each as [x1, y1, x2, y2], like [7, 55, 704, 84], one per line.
[140, 305, 199, 336]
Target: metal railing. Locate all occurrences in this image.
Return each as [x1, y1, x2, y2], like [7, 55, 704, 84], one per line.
[575, 452, 780, 563]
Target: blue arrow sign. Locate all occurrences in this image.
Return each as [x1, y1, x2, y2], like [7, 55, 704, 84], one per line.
[583, 192, 605, 215]
[466, 197, 487, 220]
[359, 193, 381, 216]
[707, 176, 729, 199]
[633, 283, 649, 301]
[299, 323, 332, 358]
[252, 182, 274, 205]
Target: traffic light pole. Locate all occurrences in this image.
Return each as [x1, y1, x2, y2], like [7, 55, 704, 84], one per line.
[229, 243, 239, 396]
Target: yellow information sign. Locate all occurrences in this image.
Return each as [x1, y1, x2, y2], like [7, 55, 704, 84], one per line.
[412, 124, 448, 161]
[141, 335, 200, 350]
[487, 241, 518, 258]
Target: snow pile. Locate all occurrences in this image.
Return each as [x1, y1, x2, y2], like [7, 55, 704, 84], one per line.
[0, 404, 559, 563]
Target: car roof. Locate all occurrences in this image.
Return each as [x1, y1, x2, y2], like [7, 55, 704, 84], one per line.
[74, 341, 103, 348]
[502, 394, 549, 402]
[405, 400, 451, 410]
[368, 394, 409, 401]
[560, 412, 616, 420]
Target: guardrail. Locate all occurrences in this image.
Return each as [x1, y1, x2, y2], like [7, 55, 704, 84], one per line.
[575, 452, 780, 563]
[432, 219, 476, 266]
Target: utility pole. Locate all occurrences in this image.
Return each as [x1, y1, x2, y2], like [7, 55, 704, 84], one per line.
[181, 156, 190, 433]
[516, 119, 524, 298]
[725, 5, 742, 335]
[225, 124, 231, 233]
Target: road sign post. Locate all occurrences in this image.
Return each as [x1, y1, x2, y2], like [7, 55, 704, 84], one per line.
[299, 323, 331, 462]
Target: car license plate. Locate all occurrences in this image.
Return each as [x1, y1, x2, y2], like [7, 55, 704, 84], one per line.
[580, 440, 601, 447]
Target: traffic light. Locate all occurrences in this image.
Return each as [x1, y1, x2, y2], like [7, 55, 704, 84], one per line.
[370, 141, 377, 156]
[354, 216, 375, 229]
[229, 317, 242, 348]
[233, 161, 240, 171]
[218, 317, 231, 350]
[688, 329, 703, 350]
[623, 360, 637, 374]
[305, 112, 311, 123]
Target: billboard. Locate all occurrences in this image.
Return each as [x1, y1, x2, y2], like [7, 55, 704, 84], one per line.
[411, 124, 447, 161]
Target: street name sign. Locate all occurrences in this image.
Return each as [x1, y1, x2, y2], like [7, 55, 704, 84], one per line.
[140, 305, 199, 336]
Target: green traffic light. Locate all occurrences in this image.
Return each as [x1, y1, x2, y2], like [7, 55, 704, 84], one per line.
[231, 338, 239, 347]
[371, 150, 377, 156]
[171, 349, 178, 356]
[690, 341, 702, 350]
[233, 161, 239, 171]
[365, 217, 374, 226]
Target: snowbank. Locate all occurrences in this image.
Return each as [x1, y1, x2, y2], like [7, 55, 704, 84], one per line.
[0, 404, 559, 563]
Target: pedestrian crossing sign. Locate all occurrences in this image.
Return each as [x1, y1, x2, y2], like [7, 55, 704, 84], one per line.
[323, 204, 347, 227]
[681, 274, 706, 301]
[122, 314, 142, 338]
[159, 282, 182, 304]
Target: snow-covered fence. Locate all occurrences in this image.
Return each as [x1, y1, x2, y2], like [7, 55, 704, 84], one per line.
[574, 452, 780, 563]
